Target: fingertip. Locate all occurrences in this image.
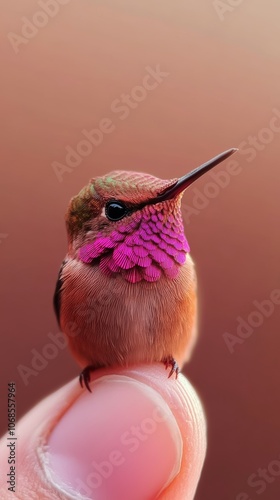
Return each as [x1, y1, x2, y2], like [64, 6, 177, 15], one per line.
[4, 364, 206, 500]
[44, 373, 184, 500]
[42, 365, 206, 500]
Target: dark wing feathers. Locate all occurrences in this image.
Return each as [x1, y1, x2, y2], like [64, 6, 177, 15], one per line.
[53, 260, 66, 326]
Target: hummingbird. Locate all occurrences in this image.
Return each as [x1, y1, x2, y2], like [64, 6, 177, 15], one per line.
[54, 148, 237, 391]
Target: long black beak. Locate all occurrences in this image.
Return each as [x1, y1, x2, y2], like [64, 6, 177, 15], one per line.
[153, 148, 238, 203]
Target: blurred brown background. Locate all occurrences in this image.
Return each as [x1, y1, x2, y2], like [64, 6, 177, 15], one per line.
[1, 1, 280, 498]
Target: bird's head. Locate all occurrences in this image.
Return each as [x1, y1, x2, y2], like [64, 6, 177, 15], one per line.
[65, 149, 237, 284]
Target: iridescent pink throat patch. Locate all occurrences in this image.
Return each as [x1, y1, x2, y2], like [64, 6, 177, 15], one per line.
[79, 205, 190, 283]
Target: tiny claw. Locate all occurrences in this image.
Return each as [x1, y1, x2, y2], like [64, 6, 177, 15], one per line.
[79, 365, 95, 392]
[162, 356, 180, 379]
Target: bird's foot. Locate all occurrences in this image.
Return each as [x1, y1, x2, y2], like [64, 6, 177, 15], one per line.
[79, 365, 96, 392]
[162, 356, 180, 379]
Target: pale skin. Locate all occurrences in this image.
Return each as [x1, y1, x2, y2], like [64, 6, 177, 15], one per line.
[0, 364, 206, 500]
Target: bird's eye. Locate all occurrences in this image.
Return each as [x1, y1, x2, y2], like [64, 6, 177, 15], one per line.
[105, 201, 128, 221]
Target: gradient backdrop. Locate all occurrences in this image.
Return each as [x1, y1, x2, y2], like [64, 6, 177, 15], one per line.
[1, 1, 280, 499]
